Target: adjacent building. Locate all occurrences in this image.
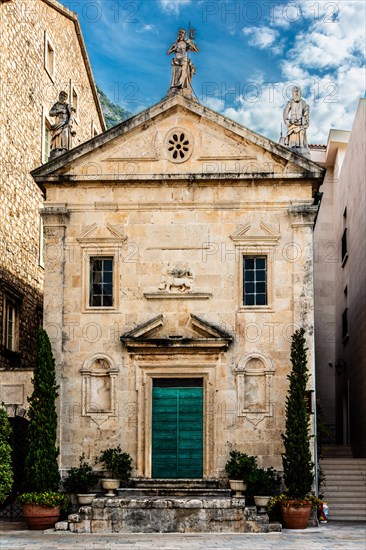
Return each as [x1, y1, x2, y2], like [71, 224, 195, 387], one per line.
[312, 98, 366, 457]
[0, 0, 105, 415]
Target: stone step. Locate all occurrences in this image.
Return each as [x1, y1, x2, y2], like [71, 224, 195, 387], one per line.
[325, 474, 366, 481]
[131, 478, 223, 489]
[322, 445, 353, 458]
[118, 487, 232, 498]
[321, 459, 366, 467]
[323, 496, 366, 504]
[67, 497, 282, 534]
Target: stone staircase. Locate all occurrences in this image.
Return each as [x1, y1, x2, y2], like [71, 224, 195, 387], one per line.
[321, 447, 366, 521]
[63, 479, 282, 534]
[117, 478, 231, 498]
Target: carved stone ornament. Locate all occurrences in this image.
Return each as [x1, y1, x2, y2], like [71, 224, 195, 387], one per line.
[80, 355, 119, 427]
[235, 353, 275, 426]
[165, 128, 193, 163]
[158, 264, 195, 293]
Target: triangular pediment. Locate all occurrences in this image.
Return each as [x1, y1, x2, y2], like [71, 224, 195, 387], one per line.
[32, 95, 325, 188]
[120, 314, 232, 352]
[230, 220, 280, 244]
[76, 223, 127, 244]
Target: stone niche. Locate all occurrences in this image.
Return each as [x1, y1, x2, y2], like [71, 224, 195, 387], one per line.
[235, 353, 275, 426]
[80, 355, 119, 425]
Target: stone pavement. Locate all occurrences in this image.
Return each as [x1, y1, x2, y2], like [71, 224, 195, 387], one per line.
[1, 521, 365, 550]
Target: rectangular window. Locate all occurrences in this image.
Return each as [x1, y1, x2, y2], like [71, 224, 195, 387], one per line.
[5, 302, 17, 351]
[42, 118, 51, 164]
[342, 307, 349, 341]
[44, 33, 55, 79]
[89, 257, 113, 307]
[72, 86, 79, 118]
[341, 228, 348, 265]
[243, 256, 267, 306]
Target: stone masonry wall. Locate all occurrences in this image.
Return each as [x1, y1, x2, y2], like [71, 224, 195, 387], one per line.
[0, 0, 103, 408]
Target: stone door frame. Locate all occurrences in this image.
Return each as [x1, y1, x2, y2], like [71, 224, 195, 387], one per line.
[134, 356, 218, 478]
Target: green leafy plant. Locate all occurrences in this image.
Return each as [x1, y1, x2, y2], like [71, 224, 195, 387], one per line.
[0, 407, 13, 503]
[268, 493, 322, 512]
[63, 454, 98, 494]
[96, 447, 132, 482]
[251, 467, 280, 496]
[17, 491, 68, 511]
[23, 328, 60, 493]
[282, 328, 314, 499]
[225, 450, 257, 482]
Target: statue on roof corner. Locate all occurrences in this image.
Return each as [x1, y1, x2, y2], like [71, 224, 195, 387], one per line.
[167, 28, 199, 99]
[283, 86, 310, 158]
[49, 91, 76, 160]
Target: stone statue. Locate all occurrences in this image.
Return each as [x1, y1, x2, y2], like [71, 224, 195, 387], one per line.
[49, 91, 76, 159]
[167, 28, 198, 98]
[283, 86, 310, 157]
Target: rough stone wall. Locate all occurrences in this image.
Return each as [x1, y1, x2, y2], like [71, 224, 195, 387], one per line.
[0, 0, 103, 408]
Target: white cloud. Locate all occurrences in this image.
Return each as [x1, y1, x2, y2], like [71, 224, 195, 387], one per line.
[243, 26, 283, 54]
[158, 0, 192, 14]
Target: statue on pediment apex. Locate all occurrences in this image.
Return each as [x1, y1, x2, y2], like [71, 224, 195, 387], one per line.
[167, 28, 199, 99]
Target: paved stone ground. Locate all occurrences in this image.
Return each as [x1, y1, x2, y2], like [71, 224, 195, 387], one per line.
[0, 521, 365, 549]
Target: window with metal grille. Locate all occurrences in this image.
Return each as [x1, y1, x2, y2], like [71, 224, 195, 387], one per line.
[89, 258, 113, 307]
[243, 257, 267, 306]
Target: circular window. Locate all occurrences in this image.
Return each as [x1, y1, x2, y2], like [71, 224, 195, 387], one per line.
[165, 128, 193, 163]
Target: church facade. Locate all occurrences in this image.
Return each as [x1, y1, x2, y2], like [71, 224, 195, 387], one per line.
[32, 94, 324, 478]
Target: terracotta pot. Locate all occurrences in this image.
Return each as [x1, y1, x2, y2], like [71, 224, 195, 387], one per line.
[77, 493, 97, 505]
[229, 480, 247, 496]
[280, 501, 312, 529]
[22, 503, 60, 530]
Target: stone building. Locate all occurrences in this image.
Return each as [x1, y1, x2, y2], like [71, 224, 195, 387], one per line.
[312, 99, 366, 457]
[0, 0, 105, 413]
[32, 92, 325, 480]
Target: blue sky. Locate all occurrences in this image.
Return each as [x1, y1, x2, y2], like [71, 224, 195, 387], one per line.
[64, 0, 365, 143]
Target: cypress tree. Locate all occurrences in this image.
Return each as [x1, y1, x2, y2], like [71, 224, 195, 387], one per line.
[0, 407, 13, 503]
[282, 328, 314, 498]
[24, 328, 60, 492]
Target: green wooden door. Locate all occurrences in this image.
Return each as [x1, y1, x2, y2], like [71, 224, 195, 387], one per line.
[152, 383, 203, 478]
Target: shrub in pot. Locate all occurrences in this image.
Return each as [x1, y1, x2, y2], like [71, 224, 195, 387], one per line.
[96, 446, 132, 495]
[63, 453, 98, 504]
[251, 467, 280, 513]
[270, 328, 319, 529]
[225, 450, 257, 496]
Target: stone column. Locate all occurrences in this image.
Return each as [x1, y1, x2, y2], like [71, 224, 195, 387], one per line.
[288, 203, 318, 464]
[41, 206, 69, 467]
[41, 207, 70, 358]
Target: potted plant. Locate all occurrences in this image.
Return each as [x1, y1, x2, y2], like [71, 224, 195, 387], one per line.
[96, 446, 132, 496]
[18, 328, 67, 529]
[270, 328, 319, 529]
[225, 449, 257, 496]
[0, 407, 13, 504]
[63, 453, 99, 504]
[252, 467, 280, 513]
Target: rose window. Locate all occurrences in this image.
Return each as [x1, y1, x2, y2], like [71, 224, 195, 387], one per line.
[165, 128, 193, 163]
